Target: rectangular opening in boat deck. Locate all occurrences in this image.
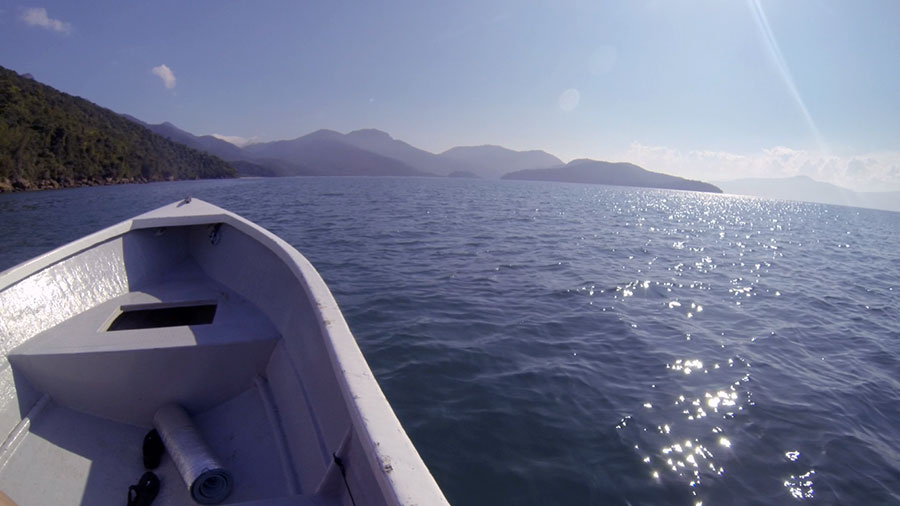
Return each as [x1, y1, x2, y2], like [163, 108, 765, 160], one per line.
[107, 302, 217, 331]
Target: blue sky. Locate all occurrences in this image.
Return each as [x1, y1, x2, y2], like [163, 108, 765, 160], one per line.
[3, 1, 899, 191]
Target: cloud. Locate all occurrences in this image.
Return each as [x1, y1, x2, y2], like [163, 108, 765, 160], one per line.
[151, 64, 176, 89]
[619, 143, 900, 192]
[21, 7, 71, 33]
[210, 134, 255, 147]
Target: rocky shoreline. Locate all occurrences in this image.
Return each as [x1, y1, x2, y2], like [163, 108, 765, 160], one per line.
[0, 176, 169, 193]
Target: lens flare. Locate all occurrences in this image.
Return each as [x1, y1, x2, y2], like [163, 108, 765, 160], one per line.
[748, 0, 828, 153]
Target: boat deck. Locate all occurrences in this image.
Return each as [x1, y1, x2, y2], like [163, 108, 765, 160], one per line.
[0, 387, 330, 505]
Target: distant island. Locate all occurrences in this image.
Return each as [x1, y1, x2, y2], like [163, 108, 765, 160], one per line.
[715, 175, 900, 213]
[0, 66, 234, 192]
[502, 159, 723, 193]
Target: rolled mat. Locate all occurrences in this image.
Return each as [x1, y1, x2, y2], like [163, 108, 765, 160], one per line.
[153, 404, 234, 504]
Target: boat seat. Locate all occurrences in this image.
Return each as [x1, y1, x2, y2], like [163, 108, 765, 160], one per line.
[7, 277, 281, 425]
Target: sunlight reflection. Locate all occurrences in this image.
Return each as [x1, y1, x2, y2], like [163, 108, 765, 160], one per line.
[618, 352, 753, 501]
[668, 359, 704, 375]
[784, 470, 816, 500]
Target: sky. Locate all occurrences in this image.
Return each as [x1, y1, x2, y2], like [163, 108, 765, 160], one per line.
[2, 0, 899, 191]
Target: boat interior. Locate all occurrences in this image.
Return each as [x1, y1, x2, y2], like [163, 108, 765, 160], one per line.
[0, 220, 380, 505]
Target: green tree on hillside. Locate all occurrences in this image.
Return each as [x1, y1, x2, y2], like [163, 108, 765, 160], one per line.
[0, 66, 235, 190]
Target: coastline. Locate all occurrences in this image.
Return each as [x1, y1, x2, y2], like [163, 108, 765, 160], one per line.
[0, 175, 231, 193]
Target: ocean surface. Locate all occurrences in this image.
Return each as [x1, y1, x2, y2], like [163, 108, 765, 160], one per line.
[1, 177, 899, 505]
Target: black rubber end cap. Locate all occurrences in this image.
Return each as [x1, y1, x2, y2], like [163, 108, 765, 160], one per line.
[142, 429, 165, 470]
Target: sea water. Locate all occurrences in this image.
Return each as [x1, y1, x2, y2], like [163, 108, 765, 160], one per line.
[1, 177, 898, 505]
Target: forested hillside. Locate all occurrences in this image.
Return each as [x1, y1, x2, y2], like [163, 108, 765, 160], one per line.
[0, 66, 234, 191]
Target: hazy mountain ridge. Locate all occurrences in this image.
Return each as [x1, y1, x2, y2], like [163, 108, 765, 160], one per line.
[442, 145, 564, 179]
[716, 175, 900, 213]
[140, 122, 568, 180]
[502, 159, 723, 193]
[140, 120, 245, 162]
[243, 130, 430, 177]
[242, 129, 565, 179]
[141, 124, 434, 177]
[0, 66, 235, 192]
[340, 128, 476, 176]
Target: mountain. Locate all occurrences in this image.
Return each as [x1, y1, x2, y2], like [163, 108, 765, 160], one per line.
[139, 121, 245, 161]
[502, 159, 722, 193]
[441, 145, 563, 179]
[243, 130, 432, 177]
[340, 129, 475, 176]
[121, 117, 307, 176]
[108, 118, 568, 180]
[116, 122, 437, 178]
[329, 129, 562, 178]
[716, 175, 900, 213]
[0, 66, 235, 191]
